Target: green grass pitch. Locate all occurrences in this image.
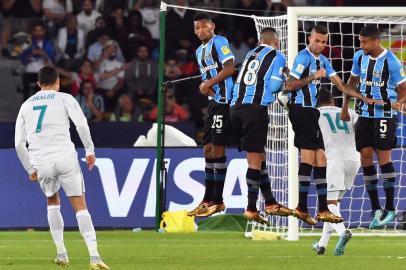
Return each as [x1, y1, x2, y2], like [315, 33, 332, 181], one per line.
[0, 231, 405, 270]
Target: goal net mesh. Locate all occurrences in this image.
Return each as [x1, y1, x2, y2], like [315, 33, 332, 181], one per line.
[247, 15, 406, 237]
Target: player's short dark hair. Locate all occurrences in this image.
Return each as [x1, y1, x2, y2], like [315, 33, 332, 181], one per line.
[312, 25, 328, 35]
[193, 13, 212, 22]
[261, 27, 278, 36]
[317, 88, 333, 106]
[360, 25, 381, 40]
[38, 66, 59, 85]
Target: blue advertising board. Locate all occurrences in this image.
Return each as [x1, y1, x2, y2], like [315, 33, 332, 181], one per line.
[0, 148, 405, 228]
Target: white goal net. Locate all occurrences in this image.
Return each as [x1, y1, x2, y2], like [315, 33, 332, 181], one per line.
[247, 8, 406, 238]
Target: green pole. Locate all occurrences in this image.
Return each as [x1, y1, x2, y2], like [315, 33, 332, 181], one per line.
[155, 1, 167, 231]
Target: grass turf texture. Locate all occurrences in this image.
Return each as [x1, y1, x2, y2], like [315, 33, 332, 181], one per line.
[0, 231, 406, 270]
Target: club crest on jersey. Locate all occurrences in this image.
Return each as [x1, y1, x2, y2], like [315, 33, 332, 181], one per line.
[296, 64, 304, 74]
[221, 46, 231, 55]
[373, 71, 382, 77]
[205, 53, 212, 61]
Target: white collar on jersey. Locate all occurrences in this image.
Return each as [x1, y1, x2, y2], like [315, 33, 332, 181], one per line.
[306, 47, 320, 59]
[367, 47, 387, 60]
[260, 44, 275, 50]
[201, 35, 216, 48]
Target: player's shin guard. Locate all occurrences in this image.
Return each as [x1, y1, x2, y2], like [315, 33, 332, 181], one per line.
[381, 162, 396, 211]
[363, 165, 380, 211]
[298, 163, 312, 211]
[259, 161, 277, 205]
[47, 205, 67, 255]
[212, 156, 227, 204]
[76, 209, 100, 258]
[314, 167, 328, 211]
[246, 168, 260, 211]
[203, 158, 215, 203]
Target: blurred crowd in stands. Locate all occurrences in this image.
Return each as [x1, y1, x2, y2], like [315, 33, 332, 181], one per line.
[0, 0, 401, 140]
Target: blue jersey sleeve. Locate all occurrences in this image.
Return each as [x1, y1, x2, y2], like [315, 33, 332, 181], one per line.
[322, 56, 337, 77]
[388, 52, 406, 86]
[290, 52, 309, 79]
[351, 50, 363, 76]
[269, 53, 286, 93]
[213, 36, 235, 64]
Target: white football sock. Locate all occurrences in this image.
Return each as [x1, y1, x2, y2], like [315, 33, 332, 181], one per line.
[76, 209, 99, 258]
[47, 205, 67, 255]
[328, 204, 346, 236]
[319, 221, 333, 247]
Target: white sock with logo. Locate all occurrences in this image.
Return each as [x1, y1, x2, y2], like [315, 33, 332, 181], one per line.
[47, 205, 67, 255]
[319, 222, 333, 247]
[76, 209, 99, 258]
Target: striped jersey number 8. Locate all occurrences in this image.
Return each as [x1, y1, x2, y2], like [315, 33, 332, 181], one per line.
[237, 59, 260, 86]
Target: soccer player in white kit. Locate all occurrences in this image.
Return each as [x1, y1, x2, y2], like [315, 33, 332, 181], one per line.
[15, 66, 109, 269]
[312, 89, 360, 256]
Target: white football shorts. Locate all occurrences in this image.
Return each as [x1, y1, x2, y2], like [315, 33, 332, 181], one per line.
[327, 159, 360, 192]
[34, 151, 85, 197]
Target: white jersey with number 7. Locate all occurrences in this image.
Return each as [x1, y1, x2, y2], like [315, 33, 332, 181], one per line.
[15, 90, 94, 175]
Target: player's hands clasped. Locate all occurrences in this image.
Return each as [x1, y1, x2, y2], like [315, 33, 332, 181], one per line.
[86, 155, 96, 171]
[313, 68, 326, 79]
[365, 97, 385, 105]
[29, 171, 38, 182]
[199, 82, 215, 97]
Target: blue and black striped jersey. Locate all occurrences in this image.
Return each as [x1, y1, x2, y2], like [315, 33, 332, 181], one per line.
[196, 35, 235, 104]
[290, 47, 337, 108]
[230, 45, 286, 107]
[351, 49, 406, 118]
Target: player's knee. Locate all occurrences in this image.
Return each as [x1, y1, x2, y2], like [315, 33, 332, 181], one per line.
[211, 146, 225, 158]
[203, 145, 213, 158]
[377, 151, 392, 166]
[47, 193, 60, 205]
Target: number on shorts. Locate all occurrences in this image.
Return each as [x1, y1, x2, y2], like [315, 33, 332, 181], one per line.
[380, 119, 387, 134]
[323, 112, 349, 134]
[211, 115, 223, 129]
[33, 105, 47, 133]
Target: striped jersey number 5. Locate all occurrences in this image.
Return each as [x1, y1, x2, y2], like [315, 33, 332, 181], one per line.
[33, 105, 47, 133]
[323, 112, 349, 134]
[236, 59, 260, 86]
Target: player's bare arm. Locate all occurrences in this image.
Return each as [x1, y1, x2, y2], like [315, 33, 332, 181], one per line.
[330, 75, 379, 105]
[392, 81, 406, 111]
[199, 59, 235, 97]
[285, 68, 326, 91]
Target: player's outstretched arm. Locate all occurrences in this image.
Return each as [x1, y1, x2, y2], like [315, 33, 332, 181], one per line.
[199, 59, 235, 96]
[63, 95, 95, 166]
[331, 75, 381, 105]
[341, 74, 360, 121]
